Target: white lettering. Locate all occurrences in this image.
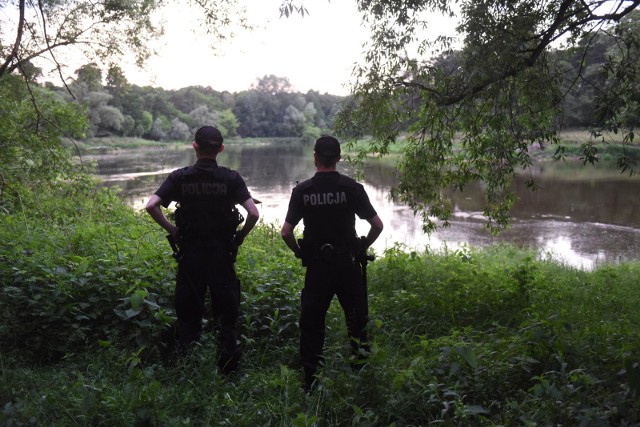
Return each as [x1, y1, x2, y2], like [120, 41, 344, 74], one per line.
[182, 182, 227, 195]
[302, 191, 348, 206]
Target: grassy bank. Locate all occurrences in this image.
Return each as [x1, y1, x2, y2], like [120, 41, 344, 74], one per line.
[73, 131, 640, 168]
[71, 136, 178, 153]
[1, 182, 639, 426]
[72, 136, 309, 155]
[342, 130, 640, 162]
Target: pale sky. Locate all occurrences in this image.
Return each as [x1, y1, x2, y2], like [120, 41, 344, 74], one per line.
[123, 1, 372, 95]
[6, 1, 457, 95]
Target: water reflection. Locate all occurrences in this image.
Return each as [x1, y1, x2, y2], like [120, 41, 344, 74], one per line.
[87, 142, 640, 269]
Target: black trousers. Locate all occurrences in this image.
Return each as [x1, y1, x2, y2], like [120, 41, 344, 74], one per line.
[175, 245, 240, 373]
[299, 254, 369, 381]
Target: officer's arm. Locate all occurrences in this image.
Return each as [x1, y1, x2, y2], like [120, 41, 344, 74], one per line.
[146, 194, 179, 238]
[280, 221, 301, 258]
[235, 197, 260, 245]
[362, 214, 384, 248]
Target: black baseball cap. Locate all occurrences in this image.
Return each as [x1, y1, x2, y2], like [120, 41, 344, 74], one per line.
[194, 126, 224, 146]
[314, 135, 341, 157]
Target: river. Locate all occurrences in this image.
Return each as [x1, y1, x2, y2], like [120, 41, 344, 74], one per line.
[87, 141, 640, 270]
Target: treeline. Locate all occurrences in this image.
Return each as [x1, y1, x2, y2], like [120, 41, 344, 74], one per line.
[42, 70, 344, 142]
[9, 16, 639, 149]
[557, 25, 640, 130]
[424, 24, 640, 132]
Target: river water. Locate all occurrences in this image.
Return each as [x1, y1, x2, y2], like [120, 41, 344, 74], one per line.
[88, 141, 640, 270]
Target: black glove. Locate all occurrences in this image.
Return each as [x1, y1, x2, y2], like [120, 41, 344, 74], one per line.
[233, 232, 245, 247]
[358, 236, 375, 263]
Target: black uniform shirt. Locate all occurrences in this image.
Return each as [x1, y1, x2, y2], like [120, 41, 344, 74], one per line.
[154, 158, 252, 246]
[285, 171, 377, 247]
[155, 158, 251, 208]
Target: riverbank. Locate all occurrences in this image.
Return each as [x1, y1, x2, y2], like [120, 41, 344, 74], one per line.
[73, 136, 311, 155]
[342, 129, 640, 163]
[74, 130, 640, 167]
[1, 182, 639, 425]
[79, 133, 640, 268]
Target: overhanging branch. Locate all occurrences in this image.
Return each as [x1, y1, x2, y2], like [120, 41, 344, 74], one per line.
[392, 0, 640, 107]
[0, 0, 26, 78]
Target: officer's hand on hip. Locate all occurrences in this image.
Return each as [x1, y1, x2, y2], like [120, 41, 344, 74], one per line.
[233, 232, 245, 246]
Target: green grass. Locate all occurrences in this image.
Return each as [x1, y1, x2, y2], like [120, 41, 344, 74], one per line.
[1, 181, 639, 426]
[341, 129, 640, 161]
[73, 136, 309, 154]
[71, 136, 178, 152]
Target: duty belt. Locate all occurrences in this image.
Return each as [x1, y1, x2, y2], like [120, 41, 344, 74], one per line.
[317, 242, 354, 263]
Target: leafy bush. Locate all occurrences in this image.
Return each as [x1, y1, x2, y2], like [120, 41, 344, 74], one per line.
[0, 75, 88, 213]
[0, 183, 175, 362]
[1, 180, 639, 426]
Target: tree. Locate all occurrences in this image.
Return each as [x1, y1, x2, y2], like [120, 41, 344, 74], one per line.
[189, 105, 218, 129]
[216, 109, 240, 138]
[170, 86, 223, 116]
[282, 105, 306, 136]
[0, 1, 252, 82]
[137, 111, 154, 136]
[234, 80, 281, 137]
[251, 75, 294, 95]
[305, 89, 343, 130]
[74, 63, 103, 91]
[106, 65, 130, 110]
[328, 0, 640, 232]
[167, 118, 191, 141]
[591, 10, 640, 144]
[150, 117, 169, 141]
[0, 74, 87, 211]
[120, 86, 154, 136]
[233, 91, 260, 137]
[17, 60, 42, 83]
[0, 0, 253, 213]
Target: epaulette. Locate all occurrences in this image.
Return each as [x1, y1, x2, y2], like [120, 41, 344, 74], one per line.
[169, 166, 190, 179]
[219, 167, 240, 180]
[295, 178, 314, 191]
[338, 174, 360, 188]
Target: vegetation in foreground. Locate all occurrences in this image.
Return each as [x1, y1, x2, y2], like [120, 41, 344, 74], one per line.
[1, 182, 640, 426]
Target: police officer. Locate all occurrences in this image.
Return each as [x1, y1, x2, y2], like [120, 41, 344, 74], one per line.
[146, 125, 259, 374]
[280, 135, 384, 391]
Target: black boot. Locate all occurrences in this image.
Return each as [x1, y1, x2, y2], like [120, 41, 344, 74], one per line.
[304, 367, 318, 393]
[218, 349, 240, 375]
[350, 344, 371, 372]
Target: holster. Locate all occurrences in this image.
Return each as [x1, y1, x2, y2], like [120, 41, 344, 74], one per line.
[166, 234, 182, 262]
[298, 238, 309, 266]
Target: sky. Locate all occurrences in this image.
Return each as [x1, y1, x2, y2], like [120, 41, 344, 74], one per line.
[122, 1, 373, 96]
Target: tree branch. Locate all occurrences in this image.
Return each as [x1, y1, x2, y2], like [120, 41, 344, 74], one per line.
[38, 0, 75, 98]
[560, 0, 640, 36]
[5, 40, 81, 75]
[394, 0, 640, 107]
[0, 0, 26, 78]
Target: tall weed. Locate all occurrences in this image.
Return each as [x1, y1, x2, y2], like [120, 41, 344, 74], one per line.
[1, 181, 639, 425]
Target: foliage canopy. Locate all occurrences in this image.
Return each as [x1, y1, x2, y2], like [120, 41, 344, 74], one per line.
[0, 0, 252, 209]
[0, 74, 88, 212]
[0, 0, 252, 81]
[331, 0, 640, 232]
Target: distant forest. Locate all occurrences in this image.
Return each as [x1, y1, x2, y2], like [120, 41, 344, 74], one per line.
[42, 72, 344, 142]
[33, 24, 639, 143]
